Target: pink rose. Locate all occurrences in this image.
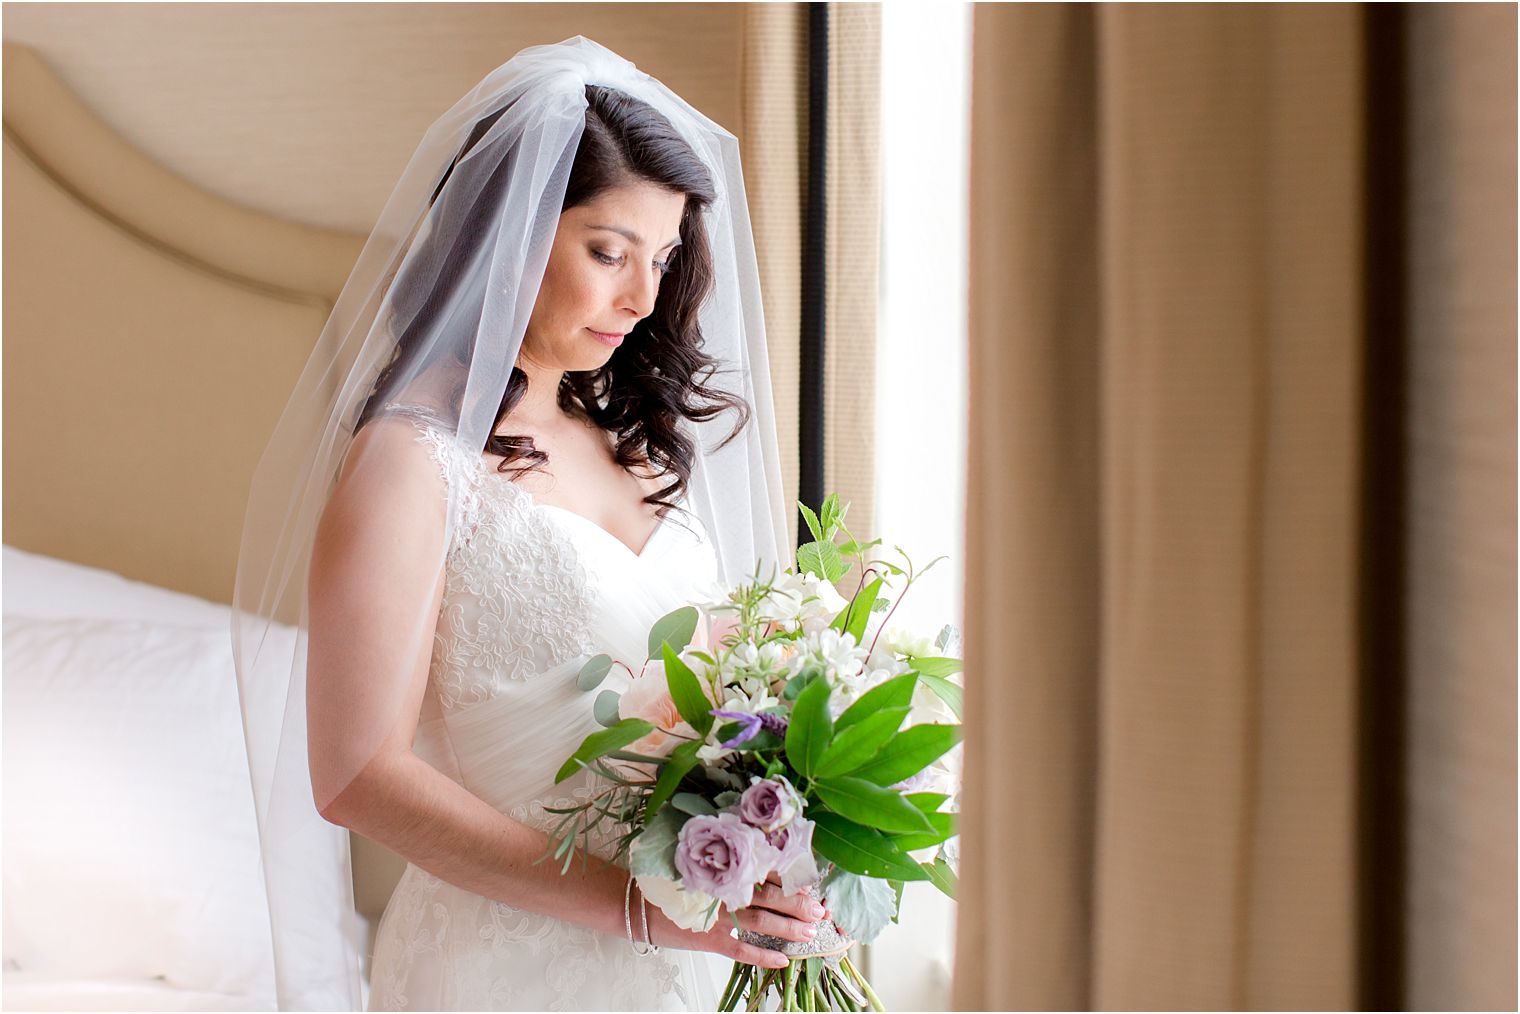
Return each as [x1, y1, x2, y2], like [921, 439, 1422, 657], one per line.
[620, 668, 697, 759]
[692, 610, 744, 653]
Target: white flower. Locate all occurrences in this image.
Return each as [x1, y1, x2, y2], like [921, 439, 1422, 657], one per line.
[790, 628, 868, 685]
[754, 571, 808, 625]
[636, 874, 720, 932]
[796, 573, 849, 633]
[883, 625, 935, 660]
[696, 741, 737, 766]
[905, 679, 961, 727]
[719, 680, 780, 716]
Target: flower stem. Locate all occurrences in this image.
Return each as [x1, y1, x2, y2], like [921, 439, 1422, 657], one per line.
[841, 954, 884, 1012]
[718, 961, 745, 1010]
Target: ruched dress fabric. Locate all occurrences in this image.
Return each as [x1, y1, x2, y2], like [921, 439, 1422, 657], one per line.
[365, 406, 732, 1012]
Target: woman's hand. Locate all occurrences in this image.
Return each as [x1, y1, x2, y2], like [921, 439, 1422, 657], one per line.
[642, 871, 827, 969]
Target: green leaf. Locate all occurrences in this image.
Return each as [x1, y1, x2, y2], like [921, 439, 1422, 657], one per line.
[661, 642, 714, 737]
[798, 502, 824, 543]
[797, 540, 846, 583]
[923, 854, 958, 899]
[815, 869, 897, 945]
[671, 792, 717, 816]
[813, 706, 909, 779]
[887, 810, 957, 851]
[909, 656, 962, 678]
[820, 493, 844, 533]
[850, 723, 962, 787]
[842, 576, 883, 644]
[647, 606, 700, 658]
[835, 672, 918, 732]
[714, 722, 784, 753]
[554, 719, 655, 784]
[785, 677, 835, 779]
[576, 653, 613, 691]
[809, 811, 930, 881]
[781, 669, 825, 702]
[813, 776, 936, 834]
[593, 689, 622, 727]
[643, 739, 704, 819]
[628, 806, 684, 878]
[903, 791, 950, 813]
[916, 674, 963, 721]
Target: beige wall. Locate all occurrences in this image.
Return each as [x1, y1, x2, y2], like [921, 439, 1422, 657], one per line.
[1, 5, 763, 606]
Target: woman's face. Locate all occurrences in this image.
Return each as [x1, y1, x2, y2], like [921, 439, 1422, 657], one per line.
[521, 180, 687, 373]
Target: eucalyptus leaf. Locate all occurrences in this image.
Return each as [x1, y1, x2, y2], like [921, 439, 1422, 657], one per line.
[671, 792, 717, 816]
[593, 689, 622, 727]
[647, 606, 700, 659]
[576, 653, 613, 691]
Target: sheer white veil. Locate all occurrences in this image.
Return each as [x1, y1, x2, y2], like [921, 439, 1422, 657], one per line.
[230, 36, 788, 1010]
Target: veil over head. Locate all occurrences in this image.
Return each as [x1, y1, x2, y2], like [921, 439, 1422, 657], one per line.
[231, 36, 788, 1010]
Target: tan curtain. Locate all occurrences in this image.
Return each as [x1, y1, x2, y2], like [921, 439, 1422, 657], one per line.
[741, 2, 809, 550]
[1405, 5, 1517, 1010]
[824, 2, 881, 563]
[954, 4, 1514, 1010]
[742, 3, 881, 555]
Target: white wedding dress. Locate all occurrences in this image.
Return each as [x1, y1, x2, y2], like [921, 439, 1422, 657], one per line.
[365, 406, 733, 1011]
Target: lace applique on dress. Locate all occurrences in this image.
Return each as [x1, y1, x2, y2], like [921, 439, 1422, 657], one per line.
[386, 406, 598, 713]
[369, 868, 450, 1011]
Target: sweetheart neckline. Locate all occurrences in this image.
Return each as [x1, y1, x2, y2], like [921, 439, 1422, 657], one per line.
[471, 458, 676, 560]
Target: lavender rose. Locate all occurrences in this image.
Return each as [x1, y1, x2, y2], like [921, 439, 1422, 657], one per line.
[674, 812, 781, 911]
[763, 815, 822, 896]
[738, 775, 803, 833]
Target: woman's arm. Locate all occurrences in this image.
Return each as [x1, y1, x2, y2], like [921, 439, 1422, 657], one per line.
[322, 751, 815, 966]
[306, 417, 808, 964]
[321, 747, 634, 937]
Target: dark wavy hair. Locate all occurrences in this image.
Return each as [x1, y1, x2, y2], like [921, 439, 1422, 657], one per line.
[358, 84, 750, 522]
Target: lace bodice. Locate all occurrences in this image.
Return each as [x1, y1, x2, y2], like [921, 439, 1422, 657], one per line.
[365, 405, 729, 1010]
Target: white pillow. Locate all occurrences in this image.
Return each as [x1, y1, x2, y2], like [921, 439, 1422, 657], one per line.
[2, 615, 274, 999]
[2, 545, 231, 627]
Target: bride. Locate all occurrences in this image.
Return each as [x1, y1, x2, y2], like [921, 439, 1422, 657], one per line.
[232, 37, 804, 1011]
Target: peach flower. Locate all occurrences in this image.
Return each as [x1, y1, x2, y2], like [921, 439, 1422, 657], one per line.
[620, 668, 698, 760]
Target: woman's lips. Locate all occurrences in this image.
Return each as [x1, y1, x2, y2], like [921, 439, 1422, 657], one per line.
[587, 327, 625, 347]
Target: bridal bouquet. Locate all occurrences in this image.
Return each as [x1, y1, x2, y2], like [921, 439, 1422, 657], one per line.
[541, 494, 962, 1012]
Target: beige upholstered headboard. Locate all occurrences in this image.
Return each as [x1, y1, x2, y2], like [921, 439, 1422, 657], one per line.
[0, 6, 785, 950]
[2, 43, 362, 606]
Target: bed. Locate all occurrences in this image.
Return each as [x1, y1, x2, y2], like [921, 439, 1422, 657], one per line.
[2, 544, 361, 1011]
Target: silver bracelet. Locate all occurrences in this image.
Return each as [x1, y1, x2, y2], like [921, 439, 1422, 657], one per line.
[639, 883, 658, 954]
[625, 874, 657, 956]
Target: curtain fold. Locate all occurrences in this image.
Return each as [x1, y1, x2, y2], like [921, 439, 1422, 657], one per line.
[741, 2, 809, 550]
[954, 4, 1514, 1009]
